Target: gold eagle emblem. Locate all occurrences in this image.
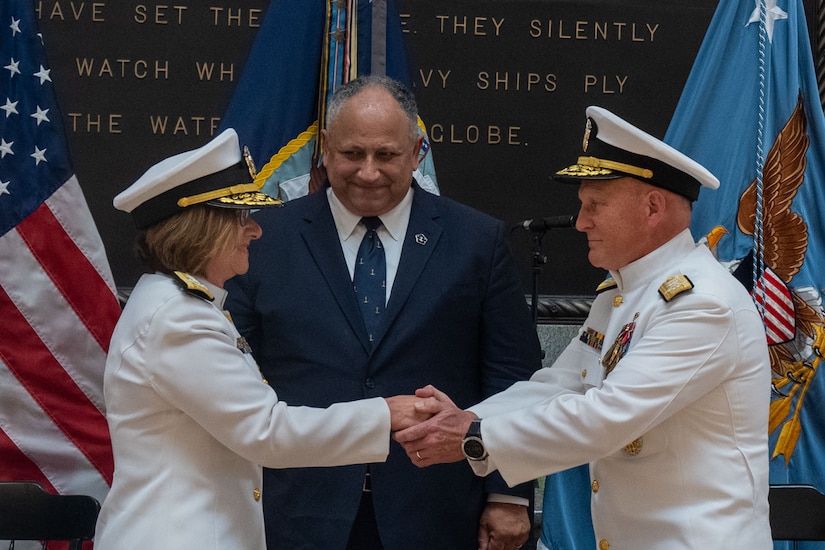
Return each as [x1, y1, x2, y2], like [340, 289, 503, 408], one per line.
[727, 94, 824, 463]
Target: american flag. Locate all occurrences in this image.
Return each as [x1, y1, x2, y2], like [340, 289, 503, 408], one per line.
[0, 0, 118, 506]
[753, 266, 796, 345]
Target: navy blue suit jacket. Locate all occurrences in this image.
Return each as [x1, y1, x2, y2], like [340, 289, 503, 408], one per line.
[225, 183, 542, 549]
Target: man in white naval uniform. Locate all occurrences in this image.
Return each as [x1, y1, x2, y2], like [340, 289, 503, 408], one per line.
[395, 106, 773, 550]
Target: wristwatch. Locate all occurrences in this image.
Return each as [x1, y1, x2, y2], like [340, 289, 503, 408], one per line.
[462, 419, 488, 461]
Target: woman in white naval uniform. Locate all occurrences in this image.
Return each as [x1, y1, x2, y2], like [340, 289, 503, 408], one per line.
[396, 107, 773, 549]
[94, 129, 422, 550]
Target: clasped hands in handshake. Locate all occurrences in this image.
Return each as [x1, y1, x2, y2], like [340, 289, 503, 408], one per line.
[385, 385, 477, 467]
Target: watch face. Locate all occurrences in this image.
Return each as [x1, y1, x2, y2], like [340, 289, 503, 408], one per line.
[463, 438, 485, 459]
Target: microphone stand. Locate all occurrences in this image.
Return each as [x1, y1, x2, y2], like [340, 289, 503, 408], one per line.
[529, 229, 548, 328]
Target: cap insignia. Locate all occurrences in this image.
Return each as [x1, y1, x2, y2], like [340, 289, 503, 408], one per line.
[555, 163, 614, 178]
[210, 191, 282, 207]
[577, 156, 653, 180]
[177, 182, 262, 208]
[583, 118, 592, 152]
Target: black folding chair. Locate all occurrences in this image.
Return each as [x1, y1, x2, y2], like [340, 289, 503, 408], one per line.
[769, 484, 825, 548]
[0, 481, 100, 550]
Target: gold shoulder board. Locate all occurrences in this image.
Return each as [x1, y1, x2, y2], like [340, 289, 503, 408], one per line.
[596, 277, 618, 293]
[172, 271, 214, 301]
[658, 274, 693, 302]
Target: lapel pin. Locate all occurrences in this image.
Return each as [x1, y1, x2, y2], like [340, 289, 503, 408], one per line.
[415, 233, 428, 245]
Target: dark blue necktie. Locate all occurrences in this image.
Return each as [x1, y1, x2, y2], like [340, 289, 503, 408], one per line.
[353, 216, 386, 345]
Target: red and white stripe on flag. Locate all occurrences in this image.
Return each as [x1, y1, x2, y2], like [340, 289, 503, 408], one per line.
[752, 266, 796, 345]
[1, 0, 121, 511]
[0, 177, 119, 503]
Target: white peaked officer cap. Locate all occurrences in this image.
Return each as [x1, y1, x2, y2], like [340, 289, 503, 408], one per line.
[553, 106, 719, 201]
[114, 128, 281, 230]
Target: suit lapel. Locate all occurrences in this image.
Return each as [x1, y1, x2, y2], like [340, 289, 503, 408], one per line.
[300, 192, 372, 351]
[372, 186, 442, 347]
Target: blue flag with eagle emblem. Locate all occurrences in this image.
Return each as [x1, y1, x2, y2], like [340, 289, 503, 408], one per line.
[665, 0, 825, 537]
[219, 0, 438, 202]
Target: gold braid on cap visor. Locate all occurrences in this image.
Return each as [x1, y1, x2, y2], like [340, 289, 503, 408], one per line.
[176, 182, 261, 208]
[575, 156, 654, 180]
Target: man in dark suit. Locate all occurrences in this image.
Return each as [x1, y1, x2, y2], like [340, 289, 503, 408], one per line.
[225, 75, 541, 550]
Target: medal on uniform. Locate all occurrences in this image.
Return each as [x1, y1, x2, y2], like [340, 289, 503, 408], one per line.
[601, 312, 639, 377]
[236, 336, 252, 354]
[601, 312, 644, 455]
[580, 327, 605, 351]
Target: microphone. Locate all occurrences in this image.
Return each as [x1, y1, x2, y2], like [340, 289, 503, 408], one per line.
[517, 214, 577, 231]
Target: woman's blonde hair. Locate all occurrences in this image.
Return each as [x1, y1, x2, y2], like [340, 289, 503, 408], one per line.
[135, 205, 239, 277]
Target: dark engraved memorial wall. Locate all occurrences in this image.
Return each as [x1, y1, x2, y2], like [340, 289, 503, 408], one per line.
[35, 0, 720, 303]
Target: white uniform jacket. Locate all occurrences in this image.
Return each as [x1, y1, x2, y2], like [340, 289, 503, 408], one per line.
[469, 230, 772, 549]
[95, 273, 390, 550]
